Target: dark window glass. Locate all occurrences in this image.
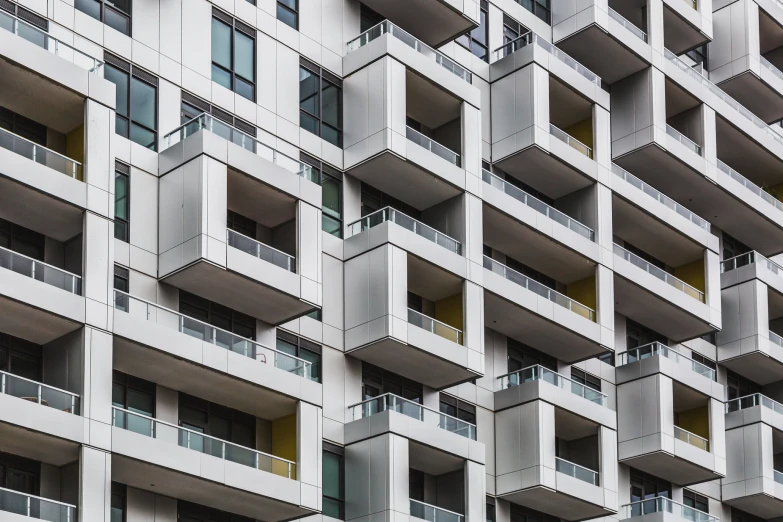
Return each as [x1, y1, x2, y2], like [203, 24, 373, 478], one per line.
[360, 3, 382, 32]
[300, 63, 342, 146]
[732, 508, 764, 522]
[723, 234, 750, 261]
[629, 468, 670, 504]
[111, 483, 126, 522]
[571, 368, 601, 391]
[179, 291, 256, 341]
[112, 371, 155, 432]
[179, 393, 256, 449]
[626, 319, 666, 350]
[75, 0, 131, 35]
[212, 13, 256, 101]
[277, 332, 322, 383]
[321, 173, 342, 238]
[277, 0, 297, 29]
[362, 363, 422, 402]
[114, 266, 129, 293]
[0, 333, 42, 382]
[507, 339, 557, 372]
[597, 352, 614, 366]
[323, 448, 344, 519]
[104, 62, 157, 150]
[623, 242, 667, 271]
[486, 500, 495, 522]
[691, 352, 717, 381]
[0, 218, 45, 262]
[0, 452, 40, 497]
[457, 0, 488, 62]
[516, 0, 550, 23]
[683, 490, 708, 513]
[439, 394, 477, 425]
[0, 107, 47, 146]
[727, 371, 760, 401]
[178, 500, 255, 522]
[115, 170, 129, 242]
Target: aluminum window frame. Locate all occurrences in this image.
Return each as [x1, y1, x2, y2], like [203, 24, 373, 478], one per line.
[299, 58, 343, 147]
[104, 54, 159, 151]
[74, 0, 131, 35]
[211, 9, 257, 102]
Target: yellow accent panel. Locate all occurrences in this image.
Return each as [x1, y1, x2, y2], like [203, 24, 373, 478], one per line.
[272, 414, 297, 479]
[674, 259, 705, 293]
[677, 406, 710, 441]
[766, 182, 783, 204]
[66, 125, 84, 167]
[434, 293, 463, 333]
[563, 118, 593, 149]
[566, 276, 596, 321]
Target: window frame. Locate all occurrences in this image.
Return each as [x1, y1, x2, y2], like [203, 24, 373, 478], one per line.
[456, 0, 489, 62]
[277, 330, 322, 383]
[322, 443, 345, 519]
[571, 368, 601, 392]
[683, 490, 709, 513]
[111, 482, 127, 522]
[179, 290, 256, 341]
[211, 9, 256, 102]
[302, 152, 344, 238]
[299, 58, 343, 147]
[439, 393, 477, 426]
[74, 0, 131, 35]
[104, 54, 158, 151]
[277, 0, 298, 30]
[114, 162, 130, 242]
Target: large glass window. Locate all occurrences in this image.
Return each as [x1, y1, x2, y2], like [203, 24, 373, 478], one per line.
[277, 331, 322, 382]
[0, 217, 45, 262]
[629, 468, 671, 504]
[683, 490, 709, 513]
[0, 332, 42, 382]
[179, 291, 256, 340]
[456, 0, 488, 62]
[517, 0, 551, 24]
[115, 164, 129, 242]
[322, 174, 342, 237]
[110, 483, 126, 522]
[571, 368, 601, 391]
[104, 56, 158, 150]
[75, 0, 130, 35]
[0, 107, 47, 146]
[439, 394, 476, 425]
[362, 363, 422, 402]
[323, 443, 345, 519]
[277, 0, 298, 29]
[212, 10, 256, 101]
[178, 393, 256, 449]
[300, 60, 342, 147]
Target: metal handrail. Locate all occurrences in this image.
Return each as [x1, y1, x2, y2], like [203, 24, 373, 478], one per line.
[674, 425, 709, 451]
[346, 206, 462, 254]
[0, 9, 103, 73]
[613, 243, 705, 302]
[608, 8, 647, 42]
[348, 393, 477, 439]
[406, 126, 461, 166]
[112, 406, 297, 477]
[483, 255, 596, 321]
[410, 498, 465, 522]
[555, 456, 599, 485]
[162, 113, 318, 182]
[665, 124, 701, 154]
[346, 20, 472, 83]
[492, 31, 602, 86]
[726, 393, 783, 415]
[616, 341, 716, 380]
[611, 164, 710, 230]
[623, 496, 718, 522]
[0, 370, 80, 414]
[113, 290, 313, 378]
[720, 251, 783, 275]
[717, 160, 783, 212]
[0, 126, 83, 180]
[482, 170, 594, 240]
[226, 229, 296, 273]
[0, 484, 77, 509]
[408, 308, 462, 344]
[0, 244, 82, 295]
[496, 364, 608, 406]
[549, 124, 593, 158]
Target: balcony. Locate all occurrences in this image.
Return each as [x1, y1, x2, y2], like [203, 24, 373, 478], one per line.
[495, 365, 615, 428]
[407, 126, 461, 167]
[617, 342, 717, 385]
[483, 256, 607, 363]
[409, 308, 461, 344]
[410, 499, 464, 522]
[0, 486, 76, 522]
[111, 406, 314, 521]
[549, 124, 593, 159]
[113, 290, 321, 406]
[662, 0, 709, 55]
[666, 124, 700, 155]
[621, 497, 716, 522]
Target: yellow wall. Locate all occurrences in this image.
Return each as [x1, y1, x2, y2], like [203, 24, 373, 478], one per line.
[676, 406, 710, 441]
[767, 182, 783, 204]
[66, 125, 84, 180]
[674, 259, 705, 293]
[563, 118, 593, 149]
[271, 414, 297, 479]
[435, 293, 464, 333]
[566, 276, 596, 321]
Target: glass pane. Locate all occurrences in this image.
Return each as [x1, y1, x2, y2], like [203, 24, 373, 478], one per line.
[105, 65, 129, 117]
[277, 5, 297, 29]
[112, 0, 131, 14]
[74, 0, 101, 20]
[279, 0, 296, 9]
[105, 6, 130, 35]
[323, 498, 342, 519]
[131, 77, 156, 131]
[212, 64, 232, 90]
[127, 389, 153, 416]
[115, 172, 128, 220]
[322, 452, 342, 499]
[115, 115, 129, 137]
[234, 30, 255, 81]
[130, 123, 156, 150]
[212, 18, 232, 69]
[322, 124, 340, 147]
[322, 177, 341, 216]
[299, 67, 319, 116]
[236, 77, 254, 101]
[300, 112, 319, 135]
[322, 82, 341, 129]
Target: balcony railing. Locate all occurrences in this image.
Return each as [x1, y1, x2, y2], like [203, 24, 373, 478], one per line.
[608, 8, 647, 42]
[497, 364, 607, 406]
[346, 21, 472, 83]
[613, 243, 705, 302]
[611, 164, 710, 230]
[410, 499, 464, 522]
[0, 9, 103, 73]
[0, 126, 83, 180]
[674, 425, 709, 451]
[227, 229, 296, 273]
[665, 124, 701, 155]
[348, 393, 477, 440]
[717, 160, 783, 212]
[721, 251, 783, 275]
[0, 370, 80, 414]
[0, 245, 81, 295]
[617, 342, 716, 380]
[761, 56, 783, 82]
[777, 470, 783, 485]
[0, 486, 76, 522]
[555, 457, 599, 486]
[406, 126, 461, 166]
[549, 123, 593, 158]
[482, 170, 594, 240]
[664, 49, 783, 147]
[347, 206, 462, 255]
[726, 393, 783, 415]
[771, 330, 783, 347]
[408, 308, 462, 344]
[163, 113, 318, 183]
[483, 256, 596, 321]
[624, 497, 717, 522]
[492, 32, 602, 87]
[113, 290, 314, 380]
[112, 407, 297, 478]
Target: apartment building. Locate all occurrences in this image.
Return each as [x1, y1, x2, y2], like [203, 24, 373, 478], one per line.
[3, 0, 783, 521]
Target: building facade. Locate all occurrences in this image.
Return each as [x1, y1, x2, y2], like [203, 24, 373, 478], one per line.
[1, 0, 782, 521]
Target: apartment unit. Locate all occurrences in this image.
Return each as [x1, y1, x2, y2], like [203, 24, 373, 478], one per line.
[3, 0, 783, 521]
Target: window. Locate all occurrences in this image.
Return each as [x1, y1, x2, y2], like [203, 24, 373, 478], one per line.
[597, 352, 615, 366]
[456, 0, 488, 61]
[686, 44, 708, 71]
[179, 393, 256, 449]
[305, 309, 322, 321]
[277, 330, 322, 382]
[212, 9, 256, 101]
[113, 265, 129, 311]
[323, 443, 345, 519]
[691, 352, 717, 381]
[361, 183, 421, 220]
[439, 394, 477, 426]
[510, 504, 559, 522]
[503, 15, 527, 46]
[516, 0, 551, 24]
[722, 233, 750, 262]
[110, 483, 126, 522]
[683, 490, 708, 513]
[75, 0, 130, 35]
[732, 508, 764, 522]
[727, 370, 760, 401]
[360, 3, 382, 32]
[104, 54, 158, 150]
[0, 107, 47, 147]
[505, 256, 557, 291]
[181, 92, 257, 136]
[0, 451, 40, 497]
[302, 153, 344, 237]
[179, 291, 256, 340]
[486, 498, 495, 522]
[114, 162, 130, 242]
[0, 217, 45, 262]
[508, 339, 557, 372]
[626, 319, 666, 350]
[362, 363, 422, 402]
[112, 371, 155, 433]
[300, 58, 343, 147]
[701, 331, 717, 345]
[277, 0, 297, 29]
[623, 242, 667, 271]
[629, 468, 671, 505]
[571, 368, 601, 391]
[0, 332, 42, 382]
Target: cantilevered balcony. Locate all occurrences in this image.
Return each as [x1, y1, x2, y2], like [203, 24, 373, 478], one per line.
[662, 0, 710, 55]
[620, 497, 716, 522]
[113, 290, 321, 406]
[0, 487, 76, 522]
[410, 499, 464, 522]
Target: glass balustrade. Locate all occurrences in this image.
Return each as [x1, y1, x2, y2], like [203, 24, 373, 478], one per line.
[497, 365, 607, 406]
[346, 207, 462, 254]
[608, 8, 647, 41]
[0, 126, 83, 180]
[624, 497, 717, 522]
[674, 425, 709, 451]
[113, 290, 314, 380]
[613, 243, 705, 302]
[226, 229, 296, 272]
[0, 245, 82, 295]
[0, 371, 80, 414]
[617, 342, 716, 380]
[555, 457, 599, 485]
[407, 308, 462, 344]
[406, 126, 461, 166]
[0, 486, 76, 522]
[726, 393, 783, 415]
[717, 160, 783, 212]
[721, 251, 783, 275]
[666, 124, 701, 154]
[410, 499, 464, 522]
